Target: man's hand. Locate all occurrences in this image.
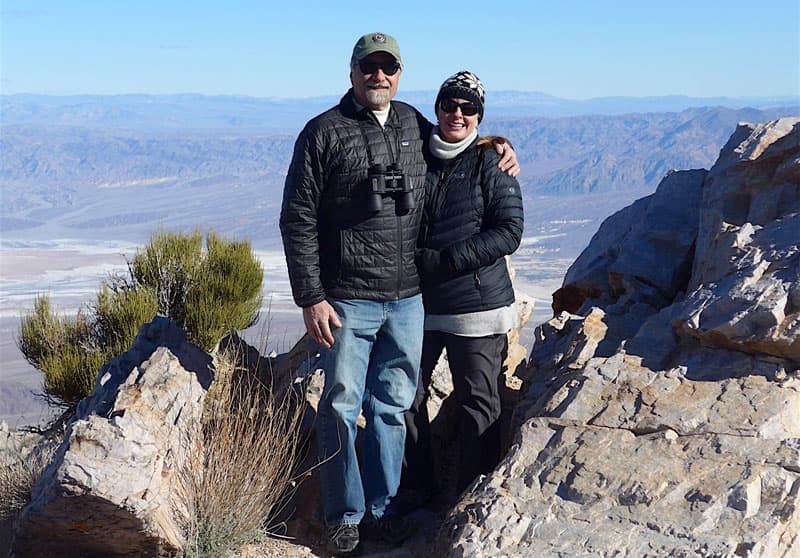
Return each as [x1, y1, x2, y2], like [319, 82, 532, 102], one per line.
[493, 138, 520, 177]
[303, 300, 342, 349]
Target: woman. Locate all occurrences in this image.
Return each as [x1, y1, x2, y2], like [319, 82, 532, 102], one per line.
[403, 71, 524, 500]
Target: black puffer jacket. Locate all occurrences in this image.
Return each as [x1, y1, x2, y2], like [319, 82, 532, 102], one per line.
[419, 140, 524, 315]
[280, 90, 431, 308]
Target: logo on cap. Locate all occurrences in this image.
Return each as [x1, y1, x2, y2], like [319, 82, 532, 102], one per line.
[372, 33, 386, 43]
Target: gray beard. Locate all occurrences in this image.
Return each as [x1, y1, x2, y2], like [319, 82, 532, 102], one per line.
[365, 89, 391, 109]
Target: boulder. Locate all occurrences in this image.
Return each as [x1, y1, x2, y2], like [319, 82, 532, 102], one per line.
[553, 167, 707, 315]
[11, 317, 212, 558]
[439, 118, 800, 557]
[679, 119, 800, 360]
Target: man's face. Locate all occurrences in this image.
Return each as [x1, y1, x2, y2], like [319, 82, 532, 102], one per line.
[350, 52, 401, 111]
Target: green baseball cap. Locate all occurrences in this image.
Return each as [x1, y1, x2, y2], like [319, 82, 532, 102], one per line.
[351, 32, 402, 64]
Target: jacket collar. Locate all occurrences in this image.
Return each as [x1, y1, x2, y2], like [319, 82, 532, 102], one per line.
[430, 136, 480, 171]
[340, 88, 400, 126]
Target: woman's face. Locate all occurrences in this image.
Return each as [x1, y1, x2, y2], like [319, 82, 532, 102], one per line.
[437, 97, 479, 143]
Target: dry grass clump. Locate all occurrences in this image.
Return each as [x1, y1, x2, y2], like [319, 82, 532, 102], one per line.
[178, 348, 307, 558]
[0, 440, 55, 520]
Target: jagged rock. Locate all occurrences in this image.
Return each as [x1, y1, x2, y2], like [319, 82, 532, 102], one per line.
[678, 119, 800, 360]
[218, 331, 320, 399]
[10, 317, 213, 558]
[439, 119, 800, 557]
[553, 167, 707, 315]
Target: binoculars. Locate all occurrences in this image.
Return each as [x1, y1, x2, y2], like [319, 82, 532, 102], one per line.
[366, 164, 415, 212]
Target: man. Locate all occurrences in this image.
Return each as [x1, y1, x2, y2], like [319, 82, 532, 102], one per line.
[280, 32, 517, 555]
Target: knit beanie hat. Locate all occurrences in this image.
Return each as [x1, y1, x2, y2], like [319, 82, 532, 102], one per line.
[435, 70, 485, 122]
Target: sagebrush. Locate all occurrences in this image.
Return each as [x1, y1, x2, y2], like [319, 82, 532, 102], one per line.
[18, 230, 264, 406]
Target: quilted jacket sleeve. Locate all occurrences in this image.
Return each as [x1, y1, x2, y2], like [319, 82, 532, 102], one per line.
[441, 151, 524, 272]
[279, 125, 327, 308]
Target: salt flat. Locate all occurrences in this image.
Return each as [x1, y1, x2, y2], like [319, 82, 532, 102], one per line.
[0, 242, 132, 426]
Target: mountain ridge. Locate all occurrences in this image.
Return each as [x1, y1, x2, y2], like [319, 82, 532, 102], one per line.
[3, 92, 797, 133]
[2, 106, 797, 249]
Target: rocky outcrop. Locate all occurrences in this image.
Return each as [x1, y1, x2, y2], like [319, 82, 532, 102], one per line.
[439, 118, 800, 557]
[680, 119, 800, 361]
[10, 318, 213, 558]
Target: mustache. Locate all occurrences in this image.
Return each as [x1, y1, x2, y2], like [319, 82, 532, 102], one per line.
[368, 80, 390, 88]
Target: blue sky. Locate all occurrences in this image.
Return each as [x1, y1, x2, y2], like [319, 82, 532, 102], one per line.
[1, 0, 798, 99]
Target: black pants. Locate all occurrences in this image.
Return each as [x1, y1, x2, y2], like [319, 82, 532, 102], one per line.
[403, 330, 507, 494]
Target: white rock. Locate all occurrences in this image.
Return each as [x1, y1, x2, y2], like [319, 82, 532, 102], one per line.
[439, 119, 800, 557]
[11, 317, 213, 558]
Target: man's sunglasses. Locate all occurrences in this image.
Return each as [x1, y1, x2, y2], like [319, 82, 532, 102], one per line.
[439, 98, 479, 117]
[358, 60, 401, 76]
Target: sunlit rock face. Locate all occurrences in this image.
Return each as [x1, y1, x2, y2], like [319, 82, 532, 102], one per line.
[11, 318, 212, 558]
[439, 118, 800, 558]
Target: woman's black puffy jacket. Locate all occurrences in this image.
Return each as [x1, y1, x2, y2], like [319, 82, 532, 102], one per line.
[418, 139, 524, 315]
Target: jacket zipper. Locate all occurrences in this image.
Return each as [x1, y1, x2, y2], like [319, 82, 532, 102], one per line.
[422, 168, 447, 248]
[381, 121, 403, 299]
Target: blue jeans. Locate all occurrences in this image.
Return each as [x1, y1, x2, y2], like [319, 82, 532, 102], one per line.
[316, 295, 423, 526]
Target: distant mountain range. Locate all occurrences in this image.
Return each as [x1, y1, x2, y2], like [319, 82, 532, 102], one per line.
[482, 105, 798, 194]
[1, 94, 797, 251]
[3, 92, 797, 133]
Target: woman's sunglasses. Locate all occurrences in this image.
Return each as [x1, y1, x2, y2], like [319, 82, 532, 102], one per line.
[439, 98, 479, 117]
[358, 60, 401, 76]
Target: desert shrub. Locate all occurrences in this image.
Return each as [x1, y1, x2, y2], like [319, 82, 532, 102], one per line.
[129, 230, 262, 350]
[179, 349, 305, 558]
[18, 300, 103, 404]
[184, 233, 262, 350]
[38, 344, 105, 404]
[18, 230, 264, 406]
[93, 284, 159, 357]
[18, 285, 159, 405]
[17, 297, 88, 372]
[129, 230, 202, 324]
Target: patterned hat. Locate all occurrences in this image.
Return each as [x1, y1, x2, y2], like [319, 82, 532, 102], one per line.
[435, 70, 485, 122]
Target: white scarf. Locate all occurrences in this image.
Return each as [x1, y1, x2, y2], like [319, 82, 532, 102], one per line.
[429, 127, 478, 160]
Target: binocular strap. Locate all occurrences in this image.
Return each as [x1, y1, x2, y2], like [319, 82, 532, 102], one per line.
[358, 116, 397, 168]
